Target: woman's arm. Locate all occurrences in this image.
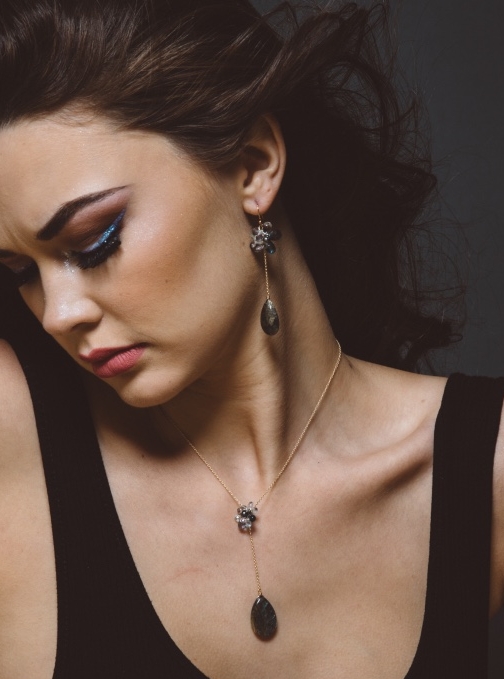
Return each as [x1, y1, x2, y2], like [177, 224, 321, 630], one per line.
[0, 339, 38, 466]
[0, 338, 38, 592]
[0, 339, 53, 676]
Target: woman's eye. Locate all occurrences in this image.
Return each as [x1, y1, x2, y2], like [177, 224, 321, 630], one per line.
[2, 209, 126, 287]
[72, 208, 126, 270]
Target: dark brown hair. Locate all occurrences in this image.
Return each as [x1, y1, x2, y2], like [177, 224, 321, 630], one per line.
[0, 0, 460, 368]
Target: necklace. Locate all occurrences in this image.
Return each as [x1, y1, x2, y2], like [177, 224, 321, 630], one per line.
[160, 339, 342, 641]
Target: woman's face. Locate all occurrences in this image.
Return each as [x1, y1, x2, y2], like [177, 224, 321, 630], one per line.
[0, 113, 263, 406]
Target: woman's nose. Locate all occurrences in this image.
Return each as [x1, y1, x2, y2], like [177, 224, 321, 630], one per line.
[40, 271, 102, 336]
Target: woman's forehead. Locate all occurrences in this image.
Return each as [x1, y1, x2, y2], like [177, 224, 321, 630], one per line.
[0, 113, 217, 249]
[0, 115, 190, 236]
[0, 116, 119, 222]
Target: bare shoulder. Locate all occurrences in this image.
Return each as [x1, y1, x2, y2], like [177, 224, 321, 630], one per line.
[0, 341, 56, 678]
[372, 365, 504, 616]
[329, 357, 447, 514]
[367, 365, 504, 617]
[343, 357, 448, 447]
[0, 337, 40, 513]
[491, 398, 504, 613]
[0, 339, 38, 465]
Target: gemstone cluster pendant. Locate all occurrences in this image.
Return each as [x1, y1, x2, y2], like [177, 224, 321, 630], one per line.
[235, 502, 258, 531]
[251, 595, 277, 640]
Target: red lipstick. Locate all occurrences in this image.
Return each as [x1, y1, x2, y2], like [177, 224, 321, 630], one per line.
[80, 344, 146, 378]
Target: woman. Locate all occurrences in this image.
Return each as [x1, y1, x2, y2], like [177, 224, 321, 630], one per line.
[0, 0, 502, 677]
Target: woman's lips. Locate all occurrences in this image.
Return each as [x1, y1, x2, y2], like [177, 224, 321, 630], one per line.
[79, 344, 147, 378]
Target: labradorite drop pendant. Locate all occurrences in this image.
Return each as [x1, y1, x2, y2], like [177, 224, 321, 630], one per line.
[260, 299, 280, 335]
[251, 595, 277, 640]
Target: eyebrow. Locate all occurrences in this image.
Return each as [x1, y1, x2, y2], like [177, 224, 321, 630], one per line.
[36, 186, 128, 242]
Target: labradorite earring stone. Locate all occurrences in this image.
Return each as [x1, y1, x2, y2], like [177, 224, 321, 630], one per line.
[261, 299, 280, 335]
[251, 596, 277, 640]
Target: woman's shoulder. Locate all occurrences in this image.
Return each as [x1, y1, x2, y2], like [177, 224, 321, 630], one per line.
[382, 362, 504, 616]
[332, 359, 445, 509]
[349, 359, 504, 613]
[351, 360, 504, 463]
[0, 340, 56, 675]
[0, 339, 39, 466]
[0, 338, 33, 411]
[343, 357, 447, 441]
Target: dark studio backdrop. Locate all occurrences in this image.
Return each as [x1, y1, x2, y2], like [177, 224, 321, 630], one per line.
[251, 0, 504, 675]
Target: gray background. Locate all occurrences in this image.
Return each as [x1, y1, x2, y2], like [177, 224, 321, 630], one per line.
[252, 0, 504, 674]
[395, 3, 504, 669]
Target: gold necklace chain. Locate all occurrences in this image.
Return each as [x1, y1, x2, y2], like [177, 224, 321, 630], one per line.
[158, 338, 342, 640]
[168, 339, 342, 509]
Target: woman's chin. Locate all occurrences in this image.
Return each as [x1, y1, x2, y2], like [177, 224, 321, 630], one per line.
[100, 369, 185, 409]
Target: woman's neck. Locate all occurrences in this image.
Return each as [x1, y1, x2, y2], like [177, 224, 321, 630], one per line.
[153, 234, 346, 494]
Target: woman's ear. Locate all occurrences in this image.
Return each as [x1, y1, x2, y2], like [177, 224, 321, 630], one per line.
[238, 114, 286, 216]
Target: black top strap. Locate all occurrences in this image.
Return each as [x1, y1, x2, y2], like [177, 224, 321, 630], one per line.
[3, 313, 503, 679]
[409, 373, 504, 678]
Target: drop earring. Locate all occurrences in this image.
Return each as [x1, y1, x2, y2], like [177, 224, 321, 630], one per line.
[250, 206, 282, 335]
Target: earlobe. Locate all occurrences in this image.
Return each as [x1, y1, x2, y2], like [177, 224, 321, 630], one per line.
[240, 114, 286, 215]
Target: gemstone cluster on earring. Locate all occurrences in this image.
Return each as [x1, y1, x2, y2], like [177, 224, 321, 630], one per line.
[250, 221, 282, 255]
[235, 502, 258, 531]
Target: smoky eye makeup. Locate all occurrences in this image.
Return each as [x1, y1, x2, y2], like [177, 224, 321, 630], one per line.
[2, 207, 127, 287]
[71, 208, 126, 270]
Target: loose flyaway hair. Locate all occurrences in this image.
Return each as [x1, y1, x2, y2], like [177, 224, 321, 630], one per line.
[0, 0, 462, 369]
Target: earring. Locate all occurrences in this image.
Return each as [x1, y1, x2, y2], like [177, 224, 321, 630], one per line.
[250, 206, 282, 335]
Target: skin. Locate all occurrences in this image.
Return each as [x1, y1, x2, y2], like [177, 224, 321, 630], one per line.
[0, 111, 503, 679]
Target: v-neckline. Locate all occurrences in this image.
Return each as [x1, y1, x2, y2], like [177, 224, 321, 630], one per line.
[50, 375, 454, 679]
[67, 396, 456, 679]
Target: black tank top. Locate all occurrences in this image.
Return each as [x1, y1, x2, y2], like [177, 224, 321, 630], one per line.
[9, 333, 504, 678]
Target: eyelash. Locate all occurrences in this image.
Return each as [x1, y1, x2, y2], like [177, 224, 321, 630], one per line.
[11, 209, 126, 287]
[72, 208, 126, 270]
